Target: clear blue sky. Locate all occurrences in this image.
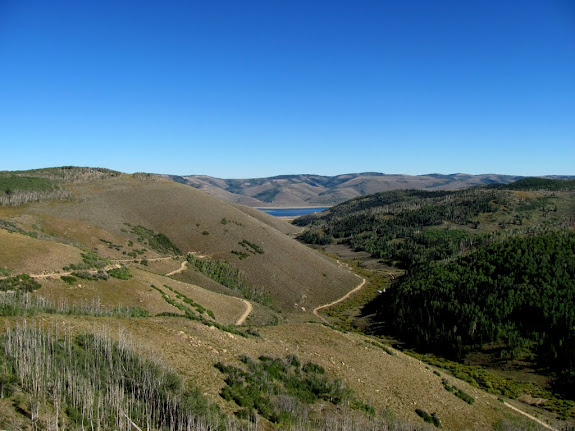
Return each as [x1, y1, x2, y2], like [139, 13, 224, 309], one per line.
[1, 0, 574, 178]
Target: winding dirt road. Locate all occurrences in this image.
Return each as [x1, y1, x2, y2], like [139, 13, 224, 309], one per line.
[111, 257, 175, 263]
[235, 298, 253, 325]
[160, 254, 254, 326]
[313, 270, 366, 324]
[0, 264, 123, 280]
[310, 260, 556, 430]
[165, 260, 188, 277]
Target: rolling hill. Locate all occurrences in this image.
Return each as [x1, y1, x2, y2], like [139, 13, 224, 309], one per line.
[0, 167, 566, 430]
[1, 168, 357, 312]
[159, 172, 549, 207]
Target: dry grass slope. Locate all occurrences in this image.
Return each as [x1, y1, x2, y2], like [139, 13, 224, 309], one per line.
[17, 175, 357, 311]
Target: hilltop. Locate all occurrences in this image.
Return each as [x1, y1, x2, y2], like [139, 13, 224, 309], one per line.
[156, 172, 572, 207]
[0, 167, 566, 430]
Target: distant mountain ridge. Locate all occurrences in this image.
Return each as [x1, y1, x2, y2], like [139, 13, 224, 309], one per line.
[159, 172, 574, 207]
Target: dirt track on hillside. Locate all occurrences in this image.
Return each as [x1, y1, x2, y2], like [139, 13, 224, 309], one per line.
[0, 264, 122, 280]
[162, 254, 254, 326]
[503, 401, 556, 430]
[165, 260, 188, 276]
[312, 259, 366, 323]
[235, 299, 253, 325]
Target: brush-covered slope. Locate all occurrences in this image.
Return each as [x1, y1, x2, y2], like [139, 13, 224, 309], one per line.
[1, 169, 357, 312]
[1, 313, 533, 431]
[162, 172, 547, 207]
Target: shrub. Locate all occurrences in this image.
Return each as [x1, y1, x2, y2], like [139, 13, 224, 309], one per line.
[302, 362, 325, 374]
[231, 250, 250, 260]
[72, 270, 109, 281]
[108, 266, 131, 280]
[186, 253, 271, 305]
[67, 251, 110, 270]
[415, 409, 442, 427]
[130, 225, 181, 255]
[61, 275, 77, 285]
[455, 388, 475, 405]
[215, 355, 363, 425]
[238, 240, 264, 254]
[0, 274, 41, 292]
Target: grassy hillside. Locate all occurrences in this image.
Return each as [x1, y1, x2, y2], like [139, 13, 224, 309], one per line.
[1, 170, 357, 311]
[0, 167, 562, 430]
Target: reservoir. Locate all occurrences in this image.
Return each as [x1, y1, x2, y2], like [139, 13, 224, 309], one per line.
[258, 207, 329, 217]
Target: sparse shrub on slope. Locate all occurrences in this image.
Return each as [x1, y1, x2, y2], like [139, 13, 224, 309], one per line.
[65, 251, 110, 270]
[151, 284, 256, 338]
[238, 239, 264, 255]
[186, 254, 271, 305]
[0, 291, 150, 318]
[215, 354, 374, 428]
[0, 274, 41, 292]
[130, 225, 181, 255]
[415, 409, 442, 428]
[107, 266, 132, 280]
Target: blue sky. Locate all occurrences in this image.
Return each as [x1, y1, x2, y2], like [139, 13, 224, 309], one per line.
[1, 0, 574, 178]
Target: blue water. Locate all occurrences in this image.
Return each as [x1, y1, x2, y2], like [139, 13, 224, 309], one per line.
[259, 207, 329, 217]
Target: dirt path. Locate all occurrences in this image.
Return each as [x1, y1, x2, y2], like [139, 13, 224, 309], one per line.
[165, 260, 188, 277]
[111, 256, 175, 263]
[313, 260, 366, 324]
[0, 264, 123, 280]
[235, 299, 253, 325]
[503, 401, 556, 430]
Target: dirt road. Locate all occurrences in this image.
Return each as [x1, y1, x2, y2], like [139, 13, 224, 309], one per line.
[165, 260, 188, 277]
[0, 264, 123, 280]
[503, 401, 556, 430]
[313, 272, 366, 324]
[235, 299, 253, 325]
